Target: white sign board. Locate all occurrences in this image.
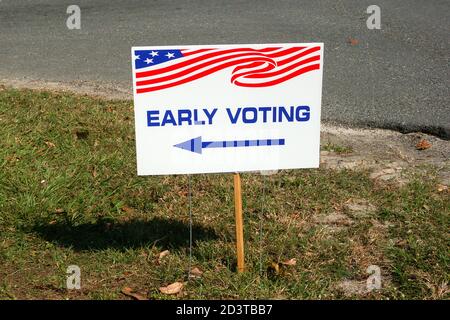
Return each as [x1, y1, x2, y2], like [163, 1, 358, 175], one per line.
[131, 43, 323, 175]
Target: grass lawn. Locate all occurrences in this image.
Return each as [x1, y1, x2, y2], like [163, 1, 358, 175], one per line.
[0, 87, 448, 300]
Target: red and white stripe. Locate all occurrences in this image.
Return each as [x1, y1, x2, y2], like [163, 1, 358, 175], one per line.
[135, 46, 321, 94]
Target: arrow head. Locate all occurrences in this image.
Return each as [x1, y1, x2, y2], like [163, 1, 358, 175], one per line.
[174, 136, 203, 154]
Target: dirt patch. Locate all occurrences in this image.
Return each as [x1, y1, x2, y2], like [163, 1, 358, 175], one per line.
[0, 78, 131, 101]
[312, 212, 353, 226]
[343, 199, 377, 219]
[336, 279, 369, 296]
[369, 165, 406, 184]
[310, 211, 353, 235]
[320, 125, 450, 187]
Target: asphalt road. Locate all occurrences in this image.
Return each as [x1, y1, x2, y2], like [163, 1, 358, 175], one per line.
[1, 0, 449, 138]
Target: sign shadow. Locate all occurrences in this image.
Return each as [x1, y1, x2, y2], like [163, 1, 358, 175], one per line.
[32, 217, 219, 252]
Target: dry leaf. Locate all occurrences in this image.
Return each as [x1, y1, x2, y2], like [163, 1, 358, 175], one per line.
[121, 287, 147, 300]
[54, 208, 65, 214]
[348, 38, 359, 46]
[159, 282, 183, 295]
[270, 262, 280, 275]
[281, 258, 297, 266]
[156, 250, 170, 264]
[416, 139, 432, 150]
[189, 267, 203, 278]
[396, 239, 408, 247]
[121, 206, 134, 214]
[44, 141, 56, 148]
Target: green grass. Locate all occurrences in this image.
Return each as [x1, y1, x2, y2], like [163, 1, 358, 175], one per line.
[321, 142, 353, 154]
[0, 87, 448, 300]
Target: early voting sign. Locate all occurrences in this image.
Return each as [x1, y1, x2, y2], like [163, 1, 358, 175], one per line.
[131, 43, 324, 175]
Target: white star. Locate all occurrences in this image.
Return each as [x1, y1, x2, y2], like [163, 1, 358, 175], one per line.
[165, 52, 175, 59]
[144, 58, 153, 64]
[133, 54, 140, 61]
[150, 51, 159, 57]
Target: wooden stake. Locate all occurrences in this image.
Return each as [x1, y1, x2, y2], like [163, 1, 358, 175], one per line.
[233, 172, 245, 273]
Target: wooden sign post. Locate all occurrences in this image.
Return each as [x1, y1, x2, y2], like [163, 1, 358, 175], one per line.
[233, 173, 245, 273]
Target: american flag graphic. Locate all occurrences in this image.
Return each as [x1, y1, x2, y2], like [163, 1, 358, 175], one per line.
[133, 45, 321, 94]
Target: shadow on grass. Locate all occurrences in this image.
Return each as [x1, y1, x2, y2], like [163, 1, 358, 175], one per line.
[32, 217, 219, 252]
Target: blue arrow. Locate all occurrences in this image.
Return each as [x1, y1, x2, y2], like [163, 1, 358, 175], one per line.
[174, 136, 285, 154]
